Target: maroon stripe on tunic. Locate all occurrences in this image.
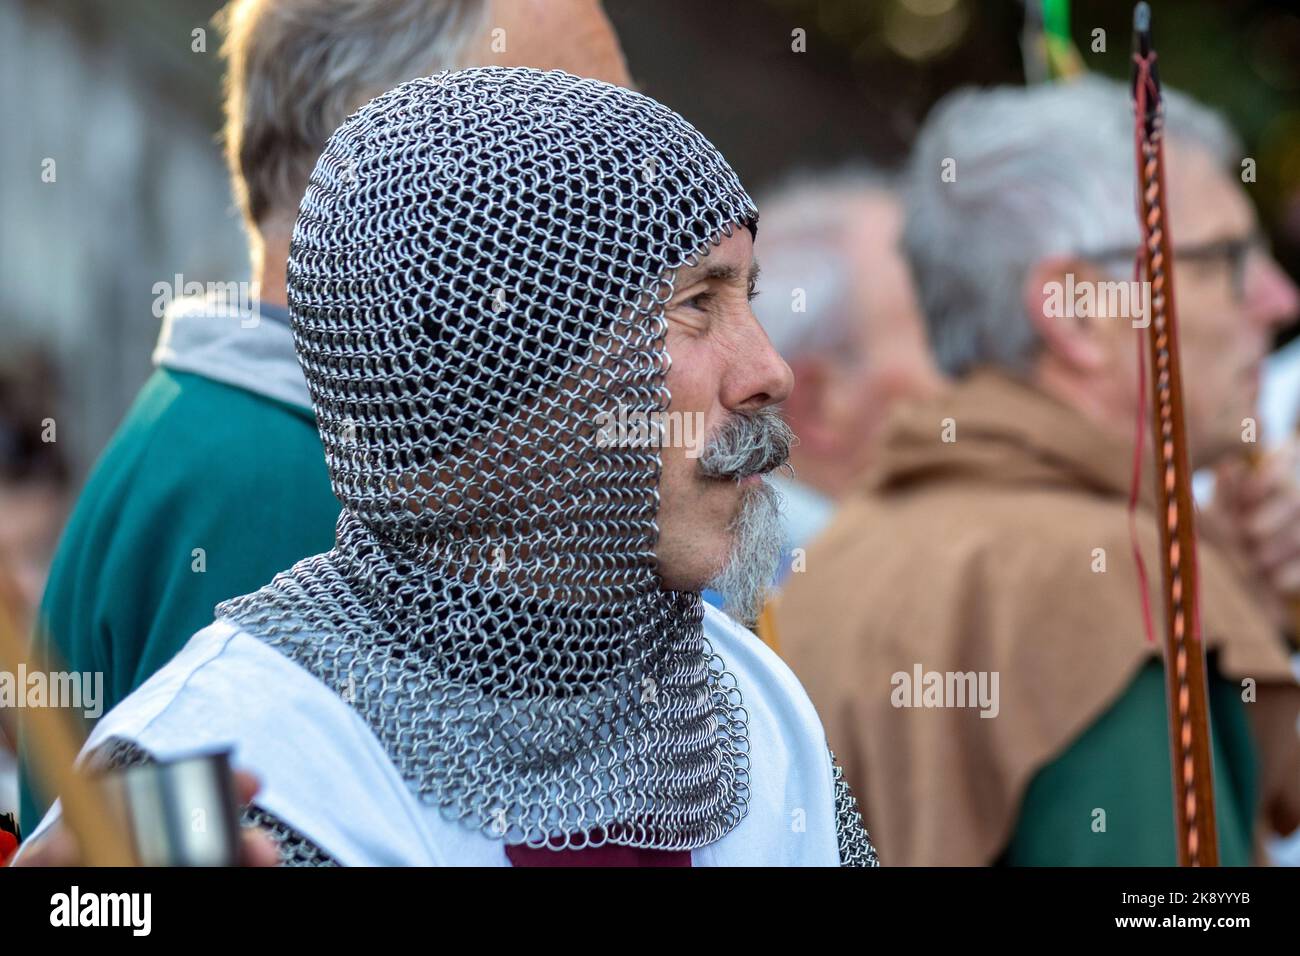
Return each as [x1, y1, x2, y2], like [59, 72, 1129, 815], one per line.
[504, 843, 691, 867]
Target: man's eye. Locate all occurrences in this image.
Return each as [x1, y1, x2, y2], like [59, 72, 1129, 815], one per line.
[685, 292, 714, 310]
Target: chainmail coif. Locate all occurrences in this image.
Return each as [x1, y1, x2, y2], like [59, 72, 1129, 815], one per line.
[216, 68, 760, 852]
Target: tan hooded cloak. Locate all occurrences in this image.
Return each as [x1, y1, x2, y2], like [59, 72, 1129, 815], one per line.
[776, 370, 1300, 865]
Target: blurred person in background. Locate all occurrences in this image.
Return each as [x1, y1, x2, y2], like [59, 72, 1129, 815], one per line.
[751, 168, 943, 580]
[0, 350, 69, 834]
[777, 76, 1300, 865]
[19, 0, 632, 838]
[0, 351, 69, 634]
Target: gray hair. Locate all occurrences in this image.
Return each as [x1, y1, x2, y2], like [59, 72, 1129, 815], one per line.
[901, 75, 1242, 376]
[753, 166, 894, 364]
[216, 0, 490, 232]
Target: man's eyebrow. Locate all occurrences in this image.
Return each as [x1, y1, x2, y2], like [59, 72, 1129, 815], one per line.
[695, 260, 762, 286]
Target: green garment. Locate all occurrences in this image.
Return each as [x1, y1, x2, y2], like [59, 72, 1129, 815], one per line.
[1000, 658, 1258, 865]
[18, 369, 340, 835]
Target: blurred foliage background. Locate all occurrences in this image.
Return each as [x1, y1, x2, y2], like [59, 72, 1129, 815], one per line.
[613, 0, 1300, 284]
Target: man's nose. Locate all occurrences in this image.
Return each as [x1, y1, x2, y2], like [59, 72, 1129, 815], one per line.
[1246, 254, 1300, 332]
[726, 310, 794, 412]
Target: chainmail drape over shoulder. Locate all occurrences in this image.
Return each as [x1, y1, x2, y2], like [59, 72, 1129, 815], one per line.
[217, 68, 759, 852]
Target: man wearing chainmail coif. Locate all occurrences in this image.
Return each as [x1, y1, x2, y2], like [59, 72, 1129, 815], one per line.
[18, 68, 878, 867]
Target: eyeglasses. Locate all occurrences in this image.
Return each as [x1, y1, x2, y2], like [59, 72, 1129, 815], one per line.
[1081, 231, 1268, 303]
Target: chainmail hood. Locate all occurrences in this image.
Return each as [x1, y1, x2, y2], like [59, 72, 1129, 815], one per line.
[217, 67, 759, 850]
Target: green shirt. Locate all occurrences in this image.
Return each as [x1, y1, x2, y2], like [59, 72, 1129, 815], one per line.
[1000, 658, 1258, 865]
[18, 369, 340, 834]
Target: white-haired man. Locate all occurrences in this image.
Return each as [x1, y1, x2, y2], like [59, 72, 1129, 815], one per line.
[751, 169, 943, 577]
[778, 75, 1300, 865]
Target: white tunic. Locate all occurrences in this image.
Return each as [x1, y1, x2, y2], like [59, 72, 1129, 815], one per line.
[24, 604, 842, 866]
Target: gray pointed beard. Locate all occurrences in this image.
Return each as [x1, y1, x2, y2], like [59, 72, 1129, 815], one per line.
[707, 477, 784, 625]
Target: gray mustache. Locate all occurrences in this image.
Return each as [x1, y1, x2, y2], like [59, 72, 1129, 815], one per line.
[698, 408, 795, 480]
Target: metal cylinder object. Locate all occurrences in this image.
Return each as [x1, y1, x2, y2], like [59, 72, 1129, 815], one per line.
[106, 749, 241, 867]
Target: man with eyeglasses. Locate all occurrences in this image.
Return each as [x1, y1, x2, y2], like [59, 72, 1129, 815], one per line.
[776, 75, 1300, 865]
